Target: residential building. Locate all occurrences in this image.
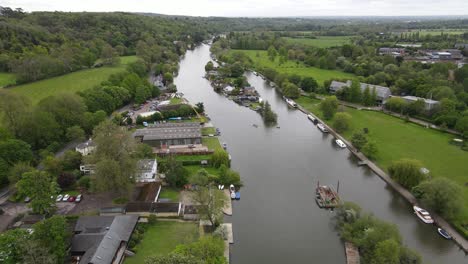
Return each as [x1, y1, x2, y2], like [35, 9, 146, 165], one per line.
[378, 47, 405, 57]
[136, 159, 158, 183]
[329, 80, 392, 104]
[133, 122, 202, 148]
[400, 96, 440, 111]
[75, 140, 96, 156]
[71, 215, 138, 264]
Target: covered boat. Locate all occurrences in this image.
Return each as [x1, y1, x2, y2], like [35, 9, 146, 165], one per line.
[437, 228, 452, 239]
[413, 206, 434, 224]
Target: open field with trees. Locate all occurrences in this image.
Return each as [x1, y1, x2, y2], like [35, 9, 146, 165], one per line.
[282, 36, 352, 48]
[0, 73, 16, 87]
[125, 221, 199, 264]
[8, 56, 137, 104]
[300, 99, 468, 233]
[226, 49, 355, 85]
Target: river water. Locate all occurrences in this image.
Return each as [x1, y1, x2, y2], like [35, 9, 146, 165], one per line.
[175, 44, 467, 264]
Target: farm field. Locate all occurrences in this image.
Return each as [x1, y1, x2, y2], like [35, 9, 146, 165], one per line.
[282, 36, 352, 48]
[0, 72, 16, 88]
[9, 56, 138, 104]
[229, 50, 355, 85]
[124, 221, 198, 264]
[299, 97, 468, 232]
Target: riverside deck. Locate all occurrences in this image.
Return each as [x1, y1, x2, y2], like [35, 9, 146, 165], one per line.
[297, 106, 468, 253]
[345, 242, 360, 264]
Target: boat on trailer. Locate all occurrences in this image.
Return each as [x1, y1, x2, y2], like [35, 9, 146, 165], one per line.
[315, 183, 340, 208]
[413, 206, 434, 224]
[437, 228, 452, 239]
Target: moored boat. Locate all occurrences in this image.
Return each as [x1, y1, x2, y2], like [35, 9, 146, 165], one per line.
[335, 139, 346, 148]
[284, 98, 298, 108]
[317, 123, 329, 133]
[223, 142, 227, 150]
[229, 184, 236, 200]
[315, 184, 340, 208]
[437, 228, 452, 239]
[307, 114, 317, 124]
[235, 192, 240, 200]
[413, 206, 434, 224]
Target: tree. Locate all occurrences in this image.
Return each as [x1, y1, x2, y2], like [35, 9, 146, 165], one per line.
[413, 177, 463, 219]
[455, 116, 468, 136]
[191, 186, 228, 227]
[0, 139, 33, 166]
[0, 228, 31, 263]
[399, 246, 422, 264]
[205, 61, 214, 72]
[371, 239, 400, 264]
[66, 126, 85, 142]
[230, 62, 244, 78]
[362, 86, 373, 106]
[60, 150, 82, 171]
[320, 96, 339, 120]
[260, 101, 277, 124]
[100, 44, 119, 65]
[195, 102, 204, 113]
[362, 140, 378, 160]
[163, 72, 174, 84]
[301, 77, 318, 92]
[348, 80, 362, 103]
[267, 45, 277, 61]
[406, 99, 425, 116]
[218, 165, 242, 187]
[282, 81, 300, 99]
[174, 236, 226, 264]
[385, 97, 407, 113]
[33, 216, 69, 263]
[164, 156, 189, 188]
[85, 120, 137, 196]
[17, 170, 58, 215]
[388, 159, 425, 189]
[0, 91, 31, 136]
[57, 172, 76, 189]
[189, 169, 211, 187]
[211, 150, 230, 168]
[333, 112, 352, 133]
[8, 162, 34, 186]
[351, 131, 367, 150]
[38, 93, 86, 131]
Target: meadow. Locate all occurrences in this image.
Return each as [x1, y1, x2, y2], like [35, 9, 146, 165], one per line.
[9, 56, 138, 104]
[229, 49, 355, 85]
[298, 96, 468, 231]
[282, 36, 352, 48]
[0, 72, 16, 88]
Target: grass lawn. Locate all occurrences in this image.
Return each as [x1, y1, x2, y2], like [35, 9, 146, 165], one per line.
[295, 95, 321, 109]
[9, 56, 138, 104]
[170, 97, 183, 105]
[202, 127, 216, 136]
[202, 137, 224, 152]
[282, 36, 352, 48]
[125, 221, 199, 264]
[175, 154, 212, 162]
[0, 72, 16, 88]
[229, 50, 355, 85]
[302, 100, 468, 232]
[184, 165, 222, 178]
[158, 188, 181, 202]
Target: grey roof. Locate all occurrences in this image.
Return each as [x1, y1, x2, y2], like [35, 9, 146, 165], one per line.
[134, 122, 201, 141]
[76, 140, 95, 150]
[401, 96, 439, 105]
[137, 159, 157, 173]
[329, 80, 391, 100]
[72, 215, 138, 264]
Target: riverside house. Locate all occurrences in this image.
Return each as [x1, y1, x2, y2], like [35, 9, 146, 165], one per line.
[329, 80, 392, 104]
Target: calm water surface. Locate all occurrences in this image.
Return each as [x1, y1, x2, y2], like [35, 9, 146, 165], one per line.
[175, 44, 467, 264]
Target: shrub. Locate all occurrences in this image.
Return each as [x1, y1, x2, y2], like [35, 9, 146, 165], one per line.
[388, 159, 425, 189]
[333, 112, 352, 133]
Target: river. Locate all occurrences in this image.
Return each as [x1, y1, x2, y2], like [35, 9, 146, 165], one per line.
[174, 44, 467, 264]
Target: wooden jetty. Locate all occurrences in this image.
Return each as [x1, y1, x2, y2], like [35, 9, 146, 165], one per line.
[345, 242, 360, 264]
[315, 182, 341, 208]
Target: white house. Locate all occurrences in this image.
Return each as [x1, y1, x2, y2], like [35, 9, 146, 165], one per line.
[75, 139, 95, 156]
[136, 159, 158, 183]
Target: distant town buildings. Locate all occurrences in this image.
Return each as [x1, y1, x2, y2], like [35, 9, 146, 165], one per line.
[378, 47, 405, 57]
[133, 122, 202, 148]
[329, 80, 391, 104]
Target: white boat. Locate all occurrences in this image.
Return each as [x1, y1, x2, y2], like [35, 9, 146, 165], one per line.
[437, 228, 452, 239]
[285, 98, 298, 108]
[229, 184, 236, 199]
[413, 206, 434, 224]
[307, 114, 317, 124]
[222, 142, 227, 150]
[317, 123, 329, 133]
[335, 139, 346, 148]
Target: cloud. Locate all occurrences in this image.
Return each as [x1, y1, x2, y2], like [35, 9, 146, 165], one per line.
[2, 0, 468, 16]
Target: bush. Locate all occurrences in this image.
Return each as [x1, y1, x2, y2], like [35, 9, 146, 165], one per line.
[333, 112, 352, 133]
[388, 159, 425, 189]
[77, 176, 91, 189]
[57, 172, 76, 189]
[351, 131, 367, 150]
[148, 214, 157, 224]
[320, 96, 339, 120]
[211, 150, 230, 168]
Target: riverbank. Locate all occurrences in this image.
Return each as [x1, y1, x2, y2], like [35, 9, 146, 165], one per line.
[297, 104, 468, 253]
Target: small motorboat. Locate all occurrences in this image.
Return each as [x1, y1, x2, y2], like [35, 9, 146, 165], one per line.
[307, 114, 317, 124]
[235, 192, 240, 200]
[230, 191, 236, 199]
[253, 124, 258, 128]
[229, 184, 235, 192]
[437, 228, 452, 239]
[413, 206, 434, 224]
[317, 123, 329, 133]
[335, 139, 346, 148]
[222, 142, 227, 150]
[284, 98, 298, 108]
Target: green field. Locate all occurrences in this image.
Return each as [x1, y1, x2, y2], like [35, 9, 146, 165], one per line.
[170, 97, 183, 104]
[229, 50, 355, 85]
[158, 188, 180, 202]
[299, 97, 468, 229]
[201, 127, 216, 136]
[0, 73, 16, 88]
[9, 56, 138, 104]
[282, 36, 352, 48]
[202, 137, 225, 152]
[125, 221, 198, 264]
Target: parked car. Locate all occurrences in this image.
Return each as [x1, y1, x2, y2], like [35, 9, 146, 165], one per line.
[62, 194, 70, 201]
[75, 194, 82, 203]
[56, 195, 63, 202]
[68, 196, 76, 202]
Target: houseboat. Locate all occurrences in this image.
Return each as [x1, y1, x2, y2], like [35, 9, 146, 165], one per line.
[335, 139, 347, 148]
[413, 206, 434, 224]
[284, 97, 298, 108]
[307, 114, 317, 124]
[317, 123, 329, 133]
[315, 184, 341, 208]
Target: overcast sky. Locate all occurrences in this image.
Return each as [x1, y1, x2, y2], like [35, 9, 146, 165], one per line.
[2, 0, 468, 17]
